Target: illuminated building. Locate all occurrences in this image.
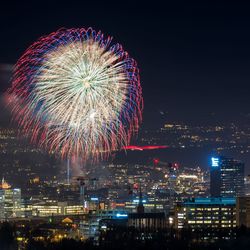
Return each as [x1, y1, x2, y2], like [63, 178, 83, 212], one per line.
[236, 196, 250, 228]
[125, 198, 164, 213]
[96, 212, 167, 233]
[80, 210, 128, 239]
[245, 175, 250, 195]
[174, 197, 236, 234]
[25, 196, 103, 218]
[220, 157, 244, 197]
[31, 202, 85, 217]
[210, 156, 244, 197]
[210, 157, 221, 197]
[0, 183, 22, 219]
[126, 190, 167, 230]
[128, 212, 167, 230]
[0, 178, 11, 189]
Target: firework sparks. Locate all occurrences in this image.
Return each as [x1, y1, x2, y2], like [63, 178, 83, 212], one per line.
[7, 28, 143, 162]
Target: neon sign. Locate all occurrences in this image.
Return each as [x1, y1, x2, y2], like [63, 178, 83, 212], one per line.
[211, 157, 219, 167]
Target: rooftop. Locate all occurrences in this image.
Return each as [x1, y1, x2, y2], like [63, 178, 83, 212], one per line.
[183, 197, 236, 205]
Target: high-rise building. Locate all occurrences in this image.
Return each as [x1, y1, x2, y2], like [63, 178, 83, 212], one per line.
[0, 179, 22, 219]
[210, 156, 244, 197]
[210, 157, 221, 197]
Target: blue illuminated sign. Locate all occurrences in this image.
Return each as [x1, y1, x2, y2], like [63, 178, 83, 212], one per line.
[133, 199, 146, 203]
[133, 199, 139, 203]
[116, 213, 128, 218]
[90, 197, 99, 201]
[211, 157, 219, 167]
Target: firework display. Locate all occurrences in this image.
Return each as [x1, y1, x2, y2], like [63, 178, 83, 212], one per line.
[7, 28, 143, 162]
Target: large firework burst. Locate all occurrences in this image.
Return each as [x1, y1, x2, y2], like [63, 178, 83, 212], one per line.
[7, 28, 143, 162]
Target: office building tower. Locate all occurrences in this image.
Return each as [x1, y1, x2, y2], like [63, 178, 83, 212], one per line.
[0, 181, 22, 219]
[210, 156, 244, 197]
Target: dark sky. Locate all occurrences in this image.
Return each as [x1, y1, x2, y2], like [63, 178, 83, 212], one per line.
[1, 1, 250, 128]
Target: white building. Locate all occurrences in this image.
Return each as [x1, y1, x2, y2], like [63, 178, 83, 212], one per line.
[0, 178, 22, 219]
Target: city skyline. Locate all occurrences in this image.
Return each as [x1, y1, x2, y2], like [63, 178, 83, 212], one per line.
[0, 2, 250, 249]
[0, 1, 250, 170]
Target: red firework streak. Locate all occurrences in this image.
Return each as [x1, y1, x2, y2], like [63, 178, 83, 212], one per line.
[123, 145, 169, 151]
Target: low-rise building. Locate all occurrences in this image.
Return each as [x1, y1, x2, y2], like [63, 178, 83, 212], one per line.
[174, 197, 236, 241]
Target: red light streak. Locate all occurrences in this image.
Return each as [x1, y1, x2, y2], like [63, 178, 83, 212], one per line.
[123, 145, 169, 151]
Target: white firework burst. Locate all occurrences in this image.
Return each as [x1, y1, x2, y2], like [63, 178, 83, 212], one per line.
[7, 28, 143, 162]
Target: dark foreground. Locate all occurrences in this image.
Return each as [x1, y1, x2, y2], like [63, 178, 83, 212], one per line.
[1, 222, 250, 250]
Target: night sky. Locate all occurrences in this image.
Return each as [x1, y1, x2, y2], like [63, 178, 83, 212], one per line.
[0, 1, 250, 128]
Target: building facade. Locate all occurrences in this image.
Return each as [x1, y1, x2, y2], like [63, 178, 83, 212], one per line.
[0, 188, 22, 219]
[236, 196, 250, 228]
[210, 156, 244, 197]
[174, 198, 236, 237]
